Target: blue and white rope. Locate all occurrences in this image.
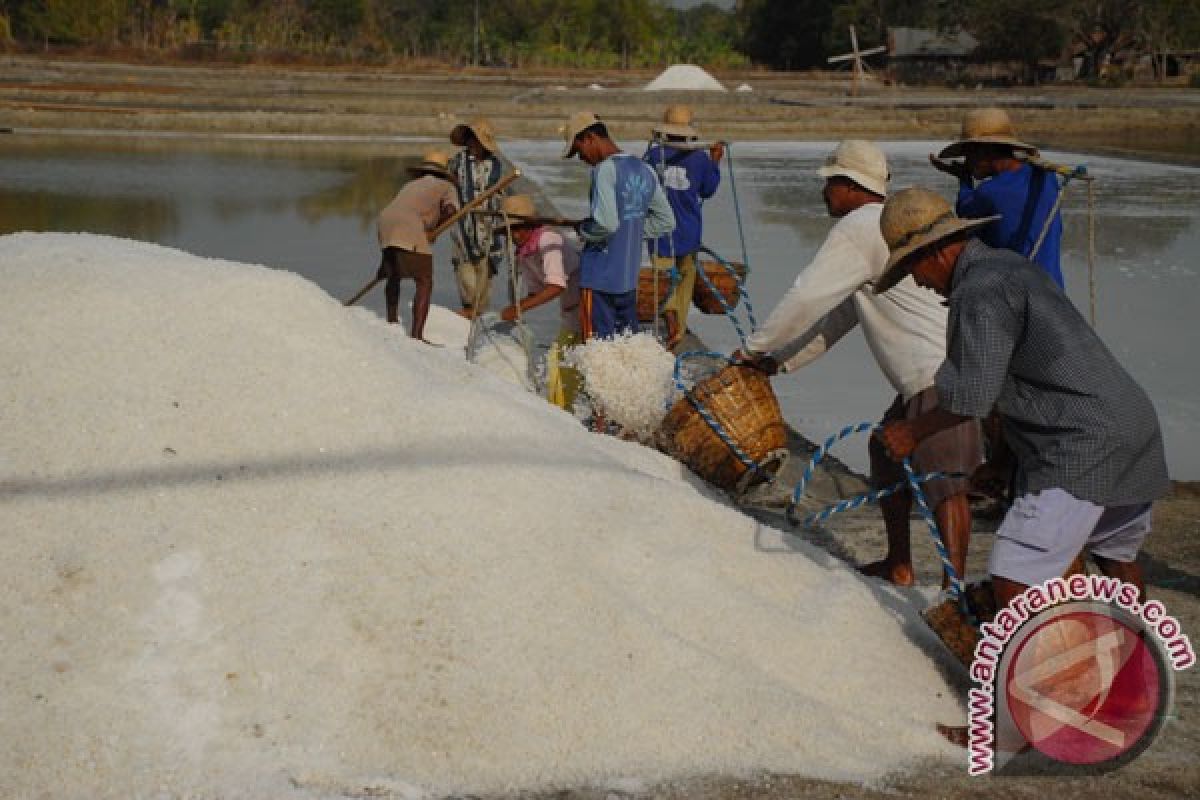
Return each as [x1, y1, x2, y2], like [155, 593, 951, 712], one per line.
[785, 422, 970, 612]
[696, 245, 757, 350]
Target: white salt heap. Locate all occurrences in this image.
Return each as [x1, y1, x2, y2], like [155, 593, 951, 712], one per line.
[565, 331, 679, 436]
[644, 64, 727, 92]
[1, 233, 961, 798]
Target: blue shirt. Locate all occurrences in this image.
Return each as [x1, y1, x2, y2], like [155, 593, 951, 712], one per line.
[578, 153, 675, 294]
[957, 164, 1064, 288]
[643, 144, 720, 257]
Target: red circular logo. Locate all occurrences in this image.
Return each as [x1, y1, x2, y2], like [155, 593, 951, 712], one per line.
[1003, 604, 1168, 766]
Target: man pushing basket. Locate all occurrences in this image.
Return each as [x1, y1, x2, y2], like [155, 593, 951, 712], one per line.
[735, 140, 982, 590]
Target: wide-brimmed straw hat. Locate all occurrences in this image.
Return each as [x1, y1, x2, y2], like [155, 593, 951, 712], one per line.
[874, 188, 999, 293]
[499, 194, 539, 225]
[449, 117, 499, 154]
[561, 110, 604, 158]
[817, 139, 889, 197]
[652, 104, 698, 139]
[406, 149, 456, 183]
[938, 107, 1038, 160]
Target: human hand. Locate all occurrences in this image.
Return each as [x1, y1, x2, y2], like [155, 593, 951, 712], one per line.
[929, 154, 970, 182]
[500, 304, 519, 322]
[876, 421, 917, 461]
[732, 349, 778, 376]
[970, 460, 1010, 496]
[709, 141, 726, 163]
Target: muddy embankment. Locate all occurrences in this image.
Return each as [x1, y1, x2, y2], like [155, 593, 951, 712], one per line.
[2, 55, 1199, 163]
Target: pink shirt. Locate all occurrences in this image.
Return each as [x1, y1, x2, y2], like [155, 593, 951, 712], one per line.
[517, 228, 582, 333]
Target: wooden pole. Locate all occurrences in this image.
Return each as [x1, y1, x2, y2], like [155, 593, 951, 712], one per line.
[344, 170, 522, 307]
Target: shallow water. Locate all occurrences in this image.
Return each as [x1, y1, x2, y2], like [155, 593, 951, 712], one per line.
[3, 133, 1197, 478]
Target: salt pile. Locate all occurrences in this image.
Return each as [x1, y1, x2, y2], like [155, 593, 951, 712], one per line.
[1, 233, 961, 798]
[644, 64, 727, 92]
[565, 331, 679, 436]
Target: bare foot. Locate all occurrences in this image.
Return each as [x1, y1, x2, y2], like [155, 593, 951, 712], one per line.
[858, 559, 915, 587]
[937, 723, 969, 748]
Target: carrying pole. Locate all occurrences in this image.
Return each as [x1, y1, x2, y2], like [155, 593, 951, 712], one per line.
[344, 170, 522, 307]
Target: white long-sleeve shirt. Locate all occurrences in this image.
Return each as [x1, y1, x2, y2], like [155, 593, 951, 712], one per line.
[745, 203, 947, 402]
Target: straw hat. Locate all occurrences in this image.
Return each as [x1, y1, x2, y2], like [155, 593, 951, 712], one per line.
[874, 188, 999, 293]
[816, 139, 889, 197]
[499, 194, 539, 224]
[938, 107, 1038, 159]
[406, 149, 456, 183]
[652, 104, 698, 139]
[561, 110, 604, 158]
[449, 117, 499, 154]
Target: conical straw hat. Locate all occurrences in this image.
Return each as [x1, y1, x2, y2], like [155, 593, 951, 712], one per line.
[406, 149, 456, 183]
[652, 104, 698, 139]
[449, 118, 499, 154]
[875, 188, 998, 293]
[938, 107, 1038, 159]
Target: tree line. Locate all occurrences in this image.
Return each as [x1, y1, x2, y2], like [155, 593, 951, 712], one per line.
[1, 0, 1197, 78]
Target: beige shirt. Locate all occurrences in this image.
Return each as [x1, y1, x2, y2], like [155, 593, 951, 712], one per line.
[745, 203, 948, 402]
[376, 175, 460, 255]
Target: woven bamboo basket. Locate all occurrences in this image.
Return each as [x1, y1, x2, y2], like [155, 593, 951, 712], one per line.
[692, 259, 747, 315]
[658, 364, 788, 493]
[636, 267, 673, 322]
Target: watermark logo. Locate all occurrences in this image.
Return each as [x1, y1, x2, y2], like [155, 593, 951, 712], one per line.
[968, 575, 1194, 775]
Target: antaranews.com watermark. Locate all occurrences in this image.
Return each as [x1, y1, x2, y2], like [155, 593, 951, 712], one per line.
[967, 574, 1195, 776]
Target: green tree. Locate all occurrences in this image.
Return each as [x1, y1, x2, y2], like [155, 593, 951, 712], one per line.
[739, 0, 836, 69]
[966, 0, 1067, 83]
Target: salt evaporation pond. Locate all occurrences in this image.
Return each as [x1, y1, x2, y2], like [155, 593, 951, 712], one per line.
[1, 232, 963, 797]
[504, 139, 1200, 479]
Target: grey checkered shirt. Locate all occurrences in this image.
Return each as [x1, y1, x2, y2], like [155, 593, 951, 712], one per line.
[936, 240, 1168, 506]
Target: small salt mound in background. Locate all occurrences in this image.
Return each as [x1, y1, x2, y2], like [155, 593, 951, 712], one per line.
[644, 64, 727, 92]
[1, 233, 961, 799]
[565, 332, 679, 437]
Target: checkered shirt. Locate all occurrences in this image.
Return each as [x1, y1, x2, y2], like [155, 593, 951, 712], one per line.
[936, 240, 1168, 506]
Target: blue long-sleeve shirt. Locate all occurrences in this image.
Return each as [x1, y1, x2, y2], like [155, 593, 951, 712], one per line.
[578, 153, 675, 294]
[957, 164, 1064, 288]
[643, 144, 720, 257]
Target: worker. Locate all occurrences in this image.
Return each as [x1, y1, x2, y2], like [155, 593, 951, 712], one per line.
[736, 140, 981, 588]
[561, 111, 675, 340]
[449, 118, 506, 313]
[930, 107, 1064, 287]
[492, 194, 584, 411]
[644, 104, 723, 350]
[374, 149, 459, 341]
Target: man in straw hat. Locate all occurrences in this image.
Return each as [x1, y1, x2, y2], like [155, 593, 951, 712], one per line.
[374, 149, 460, 342]
[735, 141, 981, 588]
[490, 193, 584, 411]
[449, 118, 506, 314]
[931, 107, 1064, 288]
[644, 104, 724, 350]
[875, 187, 1167, 615]
[562, 111, 675, 340]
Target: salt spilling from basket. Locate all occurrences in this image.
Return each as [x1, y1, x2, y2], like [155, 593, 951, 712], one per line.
[564, 332, 679, 437]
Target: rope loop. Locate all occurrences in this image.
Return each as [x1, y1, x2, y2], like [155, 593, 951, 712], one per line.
[786, 422, 971, 617]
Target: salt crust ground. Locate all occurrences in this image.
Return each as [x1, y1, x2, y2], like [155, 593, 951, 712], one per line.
[0, 233, 962, 799]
